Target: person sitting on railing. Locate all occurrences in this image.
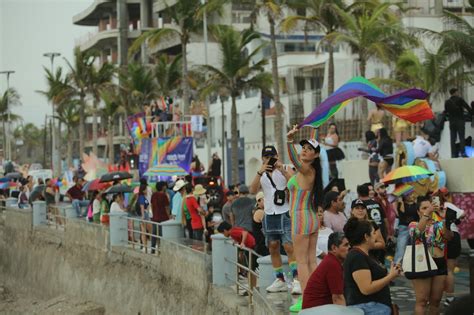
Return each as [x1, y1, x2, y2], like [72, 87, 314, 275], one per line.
[303, 232, 349, 310]
[18, 185, 29, 209]
[66, 177, 89, 218]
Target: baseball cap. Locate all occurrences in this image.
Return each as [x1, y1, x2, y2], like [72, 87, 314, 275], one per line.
[225, 190, 235, 197]
[351, 199, 367, 209]
[239, 185, 249, 194]
[323, 191, 340, 209]
[299, 139, 320, 150]
[256, 191, 264, 201]
[262, 145, 277, 157]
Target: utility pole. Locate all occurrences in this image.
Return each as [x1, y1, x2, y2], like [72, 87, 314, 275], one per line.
[43, 52, 61, 176]
[0, 70, 15, 162]
[261, 92, 266, 148]
[201, 0, 212, 170]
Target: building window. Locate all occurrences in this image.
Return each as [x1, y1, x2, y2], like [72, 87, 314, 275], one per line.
[282, 42, 315, 52]
[296, 77, 305, 92]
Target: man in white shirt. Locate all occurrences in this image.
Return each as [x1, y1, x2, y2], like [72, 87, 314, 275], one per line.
[413, 133, 432, 159]
[249, 145, 301, 294]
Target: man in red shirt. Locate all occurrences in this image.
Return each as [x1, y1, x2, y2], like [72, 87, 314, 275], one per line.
[66, 177, 88, 217]
[185, 185, 207, 241]
[217, 221, 255, 249]
[302, 232, 349, 309]
[151, 182, 170, 253]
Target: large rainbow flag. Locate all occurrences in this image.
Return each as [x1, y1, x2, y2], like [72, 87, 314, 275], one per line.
[299, 76, 434, 128]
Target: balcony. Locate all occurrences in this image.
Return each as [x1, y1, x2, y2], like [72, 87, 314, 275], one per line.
[75, 26, 152, 52]
[73, 0, 115, 26]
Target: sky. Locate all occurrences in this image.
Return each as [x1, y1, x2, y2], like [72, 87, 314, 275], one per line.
[0, 0, 94, 127]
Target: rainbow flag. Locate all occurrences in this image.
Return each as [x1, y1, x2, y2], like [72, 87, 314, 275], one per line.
[299, 77, 434, 128]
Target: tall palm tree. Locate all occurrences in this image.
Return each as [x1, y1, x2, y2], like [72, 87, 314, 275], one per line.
[100, 85, 125, 164]
[119, 63, 156, 113]
[154, 54, 182, 99]
[281, 0, 346, 95]
[89, 62, 115, 155]
[129, 0, 227, 113]
[64, 47, 96, 156]
[325, 1, 417, 120]
[37, 66, 72, 161]
[201, 26, 272, 184]
[56, 101, 80, 168]
[14, 123, 45, 163]
[0, 88, 21, 157]
[251, 0, 290, 159]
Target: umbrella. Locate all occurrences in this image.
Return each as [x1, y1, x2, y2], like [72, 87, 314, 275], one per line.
[5, 172, 22, 179]
[381, 165, 433, 185]
[82, 179, 111, 192]
[99, 171, 132, 183]
[104, 184, 134, 194]
[391, 184, 414, 197]
[0, 177, 10, 183]
[144, 164, 188, 177]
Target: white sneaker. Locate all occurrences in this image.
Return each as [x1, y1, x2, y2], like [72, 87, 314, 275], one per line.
[291, 279, 302, 295]
[266, 278, 288, 293]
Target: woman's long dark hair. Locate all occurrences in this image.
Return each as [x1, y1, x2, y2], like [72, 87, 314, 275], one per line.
[194, 155, 201, 170]
[378, 128, 390, 140]
[311, 145, 324, 210]
[329, 122, 339, 136]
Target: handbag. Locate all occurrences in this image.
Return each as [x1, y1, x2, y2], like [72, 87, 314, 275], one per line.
[265, 173, 287, 206]
[402, 234, 438, 279]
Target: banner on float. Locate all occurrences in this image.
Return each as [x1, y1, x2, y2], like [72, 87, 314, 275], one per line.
[138, 137, 193, 177]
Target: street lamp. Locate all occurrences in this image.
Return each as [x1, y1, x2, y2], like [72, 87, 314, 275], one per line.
[43, 52, 61, 176]
[0, 70, 15, 161]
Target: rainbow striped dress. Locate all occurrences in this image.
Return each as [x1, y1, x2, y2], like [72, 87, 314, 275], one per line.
[287, 175, 319, 235]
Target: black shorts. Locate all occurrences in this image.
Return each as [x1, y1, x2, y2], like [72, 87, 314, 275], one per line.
[447, 232, 462, 259]
[433, 257, 448, 276]
[383, 157, 394, 167]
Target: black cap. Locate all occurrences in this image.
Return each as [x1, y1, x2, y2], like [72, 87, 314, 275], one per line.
[225, 191, 235, 197]
[262, 145, 277, 157]
[323, 191, 340, 209]
[351, 199, 367, 209]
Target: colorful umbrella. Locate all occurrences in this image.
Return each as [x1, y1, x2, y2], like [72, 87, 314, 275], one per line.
[144, 164, 188, 177]
[99, 171, 133, 183]
[381, 165, 433, 185]
[82, 179, 111, 192]
[392, 184, 414, 197]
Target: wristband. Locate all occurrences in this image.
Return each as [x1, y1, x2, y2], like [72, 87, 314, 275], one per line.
[257, 171, 263, 176]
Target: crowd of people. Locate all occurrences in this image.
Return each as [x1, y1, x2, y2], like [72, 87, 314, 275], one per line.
[211, 124, 466, 314]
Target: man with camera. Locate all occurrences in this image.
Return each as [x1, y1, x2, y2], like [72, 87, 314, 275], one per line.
[249, 145, 301, 294]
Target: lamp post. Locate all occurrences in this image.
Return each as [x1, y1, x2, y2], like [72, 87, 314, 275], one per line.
[0, 70, 15, 161]
[43, 52, 61, 176]
[201, 0, 212, 171]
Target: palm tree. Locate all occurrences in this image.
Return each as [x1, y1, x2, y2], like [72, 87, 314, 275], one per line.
[88, 62, 115, 155]
[251, 0, 290, 160]
[0, 88, 21, 157]
[100, 85, 125, 164]
[64, 47, 96, 156]
[327, 1, 417, 118]
[154, 54, 182, 99]
[119, 63, 156, 113]
[37, 66, 73, 161]
[281, 0, 346, 95]
[129, 0, 227, 113]
[14, 123, 44, 163]
[201, 26, 272, 184]
[56, 101, 80, 168]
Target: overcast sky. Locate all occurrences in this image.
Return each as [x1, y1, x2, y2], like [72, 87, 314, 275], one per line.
[0, 0, 94, 127]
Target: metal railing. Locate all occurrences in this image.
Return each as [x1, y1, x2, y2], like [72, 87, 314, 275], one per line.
[47, 205, 67, 229]
[223, 239, 262, 304]
[126, 216, 162, 254]
[150, 121, 193, 138]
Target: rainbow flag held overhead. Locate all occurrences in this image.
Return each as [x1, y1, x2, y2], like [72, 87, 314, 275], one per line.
[299, 77, 434, 128]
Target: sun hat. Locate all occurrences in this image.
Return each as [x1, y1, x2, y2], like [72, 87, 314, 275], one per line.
[193, 184, 207, 195]
[256, 191, 264, 201]
[173, 179, 186, 192]
[299, 139, 320, 150]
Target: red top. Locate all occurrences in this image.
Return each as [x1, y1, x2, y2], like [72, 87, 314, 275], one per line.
[185, 195, 204, 230]
[67, 185, 84, 200]
[302, 253, 344, 309]
[229, 227, 255, 249]
[151, 192, 170, 222]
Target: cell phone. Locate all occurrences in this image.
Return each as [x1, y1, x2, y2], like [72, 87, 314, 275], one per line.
[432, 196, 440, 208]
[268, 157, 278, 169]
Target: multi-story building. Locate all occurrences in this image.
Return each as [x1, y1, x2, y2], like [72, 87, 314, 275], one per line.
[74, 0, 473, 184]
[73, 0, 154, 159]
